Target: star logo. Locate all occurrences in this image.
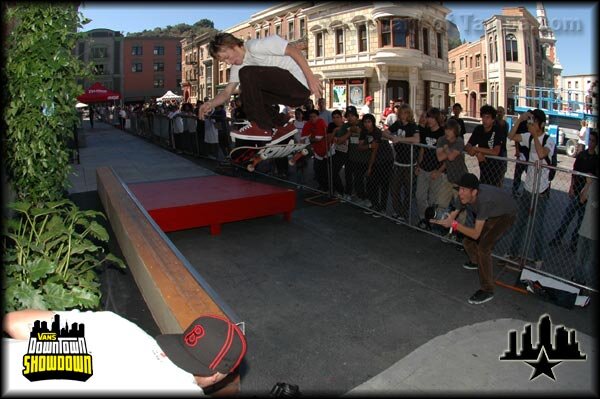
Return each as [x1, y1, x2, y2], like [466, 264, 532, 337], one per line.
[526, 347, 561, 380]
[499, 314, 586, 382]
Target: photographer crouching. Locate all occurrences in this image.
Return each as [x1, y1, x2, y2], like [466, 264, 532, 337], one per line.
[430, 173, 517, 305]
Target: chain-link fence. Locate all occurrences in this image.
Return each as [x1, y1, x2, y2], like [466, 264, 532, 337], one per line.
[119, 114, 597, 292]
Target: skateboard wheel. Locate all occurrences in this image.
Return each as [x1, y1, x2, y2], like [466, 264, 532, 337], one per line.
[301, 149, 309, 155]
[247, 164, 255, 172]
[259, 153, 269, 160]
[288, 159, 295, 166]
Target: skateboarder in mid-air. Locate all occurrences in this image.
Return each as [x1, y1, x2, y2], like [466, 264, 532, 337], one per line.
[198, 32, 323, 145]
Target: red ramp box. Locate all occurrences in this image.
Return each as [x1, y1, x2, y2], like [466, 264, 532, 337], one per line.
[129, 175, 296, 235]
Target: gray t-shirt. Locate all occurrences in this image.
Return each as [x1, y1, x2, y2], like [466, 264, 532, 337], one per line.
[437, 136, 468, 185]
[454, 184, 517, 221]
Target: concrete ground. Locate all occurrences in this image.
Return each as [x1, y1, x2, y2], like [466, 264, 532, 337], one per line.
[69, 121, 597, 396]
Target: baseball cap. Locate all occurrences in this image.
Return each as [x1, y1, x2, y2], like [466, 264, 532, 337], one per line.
[156, 315, 247, 376]
[345, 105, 358, 117]
[458, 173, 480, 190]
[365, 95, 373, 102]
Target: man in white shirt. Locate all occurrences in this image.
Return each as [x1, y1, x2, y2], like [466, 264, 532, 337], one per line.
[506, 109, 556, 269]
[198, 33, 322, 145]
[359, 95, 373, 118]
[2, 310, 246, 395]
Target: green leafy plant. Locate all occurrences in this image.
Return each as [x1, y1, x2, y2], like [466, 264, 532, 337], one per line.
[2, 200, 126, 311]
[4, 4, 91, 204]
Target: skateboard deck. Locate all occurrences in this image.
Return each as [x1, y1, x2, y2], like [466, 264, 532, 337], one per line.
[229, 141, 310, 172]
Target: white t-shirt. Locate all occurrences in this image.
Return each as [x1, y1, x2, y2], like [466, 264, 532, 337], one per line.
[385, 113, 398, 127]
[2, 310, 203, 395]
[519, 133, 556, 194]
[229, 35, 308, 89]
[204, 118, 219, 144]
[359, 104, 371, 117]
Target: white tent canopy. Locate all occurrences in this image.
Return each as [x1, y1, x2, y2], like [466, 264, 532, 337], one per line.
[157, 90, 183, 101]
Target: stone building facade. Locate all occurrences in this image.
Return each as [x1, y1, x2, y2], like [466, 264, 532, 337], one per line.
[448, 5, 562, 117]
[180, 2, 454, 121]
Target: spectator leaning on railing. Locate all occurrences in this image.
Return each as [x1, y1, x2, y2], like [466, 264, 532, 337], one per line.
[465, 105, 505, 187]
[505, 109, 555, 269]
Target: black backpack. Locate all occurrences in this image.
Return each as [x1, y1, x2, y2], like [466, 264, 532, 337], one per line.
[527, 134, 557, 181]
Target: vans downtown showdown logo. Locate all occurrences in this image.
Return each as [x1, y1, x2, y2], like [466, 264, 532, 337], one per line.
[23, 314, 93, 382]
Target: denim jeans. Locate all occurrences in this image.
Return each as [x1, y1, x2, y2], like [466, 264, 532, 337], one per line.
[509, 188, 549, 261]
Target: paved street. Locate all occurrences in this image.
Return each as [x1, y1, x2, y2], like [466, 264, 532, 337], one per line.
[69, 121, 596, 396]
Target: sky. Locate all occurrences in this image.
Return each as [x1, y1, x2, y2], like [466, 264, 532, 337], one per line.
[78, 1, 597, 77]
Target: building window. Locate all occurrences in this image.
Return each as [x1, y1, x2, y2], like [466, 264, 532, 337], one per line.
[288, 20, 294, 40]
[460, 79, 465, 90]
[475, 54, 480, 67]
[154, 62, 164, 72]
[264, 27, 269, 37]
[379, 18, 419, 49]
[335, 28, 344, 54]
[489, 35, 497, 63]
[422, 28, 429, 55]
[92, 47, 107, 59]
[450, 60, 455, 73]
[276, 24, 281, 37]
[459, 57, 464, 70]
[93, 64, 105, 75]
[380, 19, 391, 46]
[358, 24, 367, 52]
[131, 45, 143, 56]
[300, 18, 306, 37]
[154, 78, 164, 88]
[316, 32, 323, 57]
[256, 30, 260, 39]
[176, 62, 181, 72]
[176, 46, 182, 56]
[469, 56, 473, 68]
[568, 81, 571, 89]
[465, 75, 468, 87]
[436, 32, 443, 58]
[451, 81, 455, 93]
[575, 81, 579, 89]
[154, 46, 164, 55]
[131, 62, 142, 72]
[505, 34, 518, 62]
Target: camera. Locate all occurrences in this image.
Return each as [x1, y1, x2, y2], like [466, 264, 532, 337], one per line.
[425, 205, 451, 223]
[270, 382, 301, 397]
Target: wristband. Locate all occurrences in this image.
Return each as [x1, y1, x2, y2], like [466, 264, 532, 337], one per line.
[451, 220, 458, 233]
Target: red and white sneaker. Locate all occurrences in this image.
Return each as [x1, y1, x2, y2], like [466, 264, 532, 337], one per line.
[270, 123, 298, 145]
[230, 121, 272, 141]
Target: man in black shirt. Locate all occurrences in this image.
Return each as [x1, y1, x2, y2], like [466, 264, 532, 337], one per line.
[550, 130, 599, 252]
[465, 105, 505, 186]
[431, 173, 517, 305]
[449, 103, 467, 137]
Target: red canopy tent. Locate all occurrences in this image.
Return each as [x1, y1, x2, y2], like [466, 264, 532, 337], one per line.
[77, 82, 121, 103]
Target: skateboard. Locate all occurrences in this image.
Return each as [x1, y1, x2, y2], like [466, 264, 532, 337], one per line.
[229, 141, 310, 172]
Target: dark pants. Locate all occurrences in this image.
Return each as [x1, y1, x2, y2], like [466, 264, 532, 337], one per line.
[239, 66, 311, 130]
[554, 195, 586, 245]
[345, 160, 367, 199]
[367, 162, 393, 212]
[314, 157, 329, 191]
[390, 165, 413, 219]
[512, 162, 527, 194]
[332, 151, 348, 195]
[463, 213, 516, 293]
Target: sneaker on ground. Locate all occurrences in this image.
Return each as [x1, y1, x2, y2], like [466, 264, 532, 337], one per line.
[468, 290, 494, 305]
[363, 207, 374, 215]
[463, 261, 478, 270]
[270, 123, 298, 145]
[230, 121, 272, 141]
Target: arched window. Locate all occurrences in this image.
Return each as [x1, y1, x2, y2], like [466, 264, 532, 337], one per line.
[505, 34, 518, 62]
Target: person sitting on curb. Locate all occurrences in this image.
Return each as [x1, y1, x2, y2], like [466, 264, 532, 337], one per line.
[3, 309, 247, 394]
[430, 173, 517, 305]
[198, 32, 322, 145]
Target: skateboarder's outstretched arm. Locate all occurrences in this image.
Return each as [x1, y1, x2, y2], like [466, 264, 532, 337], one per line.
[198, 82, 238, 120]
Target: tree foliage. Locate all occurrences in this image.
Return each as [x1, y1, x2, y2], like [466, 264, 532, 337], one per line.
[127, 19, 216, 38]
[5, 4, 91, 205]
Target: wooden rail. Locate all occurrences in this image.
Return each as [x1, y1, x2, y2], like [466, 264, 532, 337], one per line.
[96, 166, 242, 394]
